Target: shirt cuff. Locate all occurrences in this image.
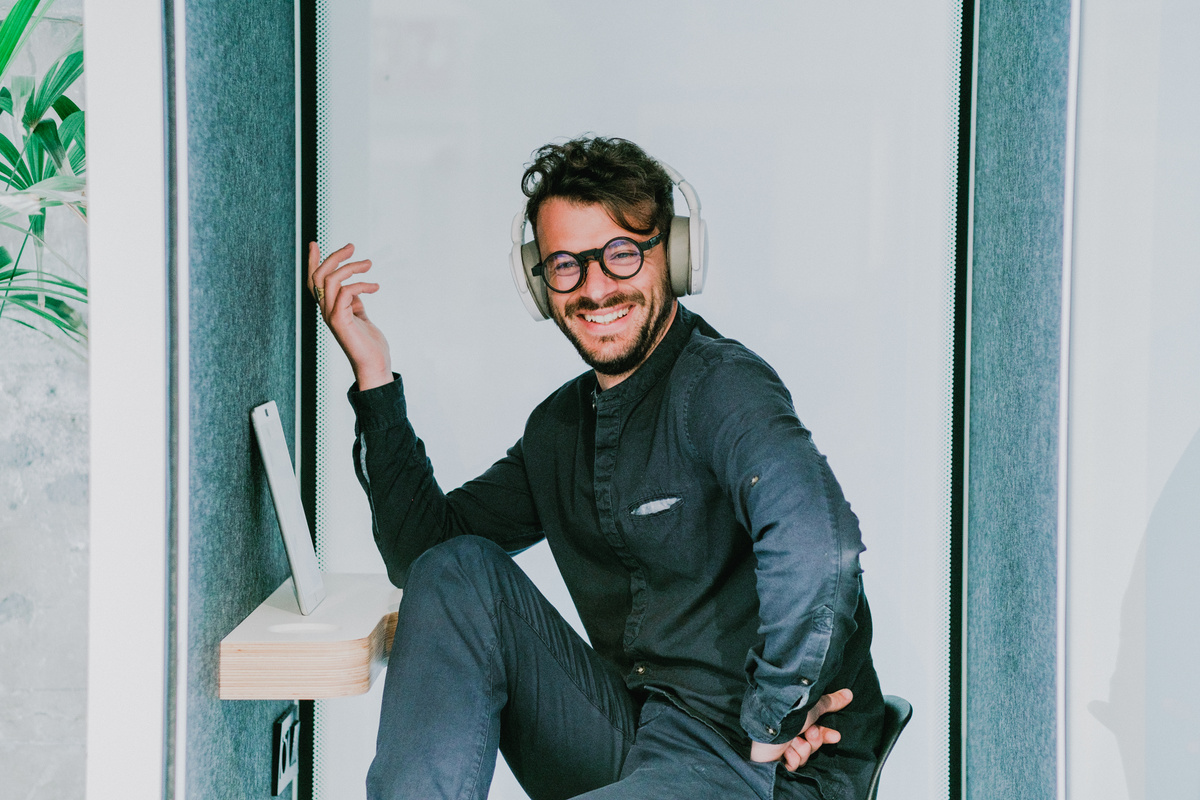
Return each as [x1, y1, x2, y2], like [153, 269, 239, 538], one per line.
[347, 373, 406, 433]
[741, 685, 811, 745]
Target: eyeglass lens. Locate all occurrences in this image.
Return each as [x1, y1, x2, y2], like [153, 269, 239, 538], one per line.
[543, 237, 645, 292]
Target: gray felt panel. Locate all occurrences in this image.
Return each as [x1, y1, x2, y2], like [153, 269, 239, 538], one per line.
[182, 0, 297, 797]
[966, 1, 1070, 798]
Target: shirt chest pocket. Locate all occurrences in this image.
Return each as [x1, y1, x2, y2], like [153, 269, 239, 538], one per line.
[622, 491, 709, 576]
[629, 495, 684, 518]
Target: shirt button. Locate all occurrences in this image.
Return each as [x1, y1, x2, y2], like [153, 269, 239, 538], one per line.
[767, 726, 776, 736]
[750, 475, 760, 486]
[799, 677, 811, 686]
[635, 665, 646, 675]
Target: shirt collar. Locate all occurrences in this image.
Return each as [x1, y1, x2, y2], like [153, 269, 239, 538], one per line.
[592, 303, 698, 409]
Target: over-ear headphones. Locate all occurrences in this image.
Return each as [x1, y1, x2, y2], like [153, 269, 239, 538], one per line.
[508, 161, 708, 321]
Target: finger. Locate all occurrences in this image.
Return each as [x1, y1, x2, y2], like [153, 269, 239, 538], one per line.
[749, 741, 788, 764]
[806, 688, 853, 731]
[326, 257, 374, 289]
[320, 257, 371, 310]
[803, 724, 841, 751]
[785, 738, 811, 771]
[307, 242, 320, 290]
[818, 688, 853, 714]
[308, 241, 347, 290]
[330, 281, 380, 318]
[312, 243, 356, 295]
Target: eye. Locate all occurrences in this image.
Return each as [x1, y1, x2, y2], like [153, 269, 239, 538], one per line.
[547, 253, 581, 275]
[605, 239, 640, 262]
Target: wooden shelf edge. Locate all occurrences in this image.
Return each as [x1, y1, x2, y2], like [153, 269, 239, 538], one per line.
[218, 573, 401, 700]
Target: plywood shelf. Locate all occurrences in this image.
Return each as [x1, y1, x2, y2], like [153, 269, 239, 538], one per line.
[219, 573, 402, 700]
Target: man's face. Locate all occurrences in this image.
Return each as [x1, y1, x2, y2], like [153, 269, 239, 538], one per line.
[537, 197, 677, 388]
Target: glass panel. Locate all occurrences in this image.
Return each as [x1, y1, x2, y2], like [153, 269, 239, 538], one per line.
[1, 4, 89, 797]
[1066, 2, 1200, 798]
[314, 2, 963, 797]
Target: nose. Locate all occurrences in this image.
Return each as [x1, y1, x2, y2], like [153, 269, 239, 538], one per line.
[578, 255, 620, 300]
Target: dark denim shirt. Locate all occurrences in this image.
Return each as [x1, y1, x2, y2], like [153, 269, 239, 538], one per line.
[349, 306, 883, 800]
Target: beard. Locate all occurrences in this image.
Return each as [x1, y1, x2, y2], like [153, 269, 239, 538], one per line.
[550, 279, 676, 377]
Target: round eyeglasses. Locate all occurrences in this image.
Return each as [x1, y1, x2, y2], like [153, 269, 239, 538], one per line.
[532, 233, 664, 294]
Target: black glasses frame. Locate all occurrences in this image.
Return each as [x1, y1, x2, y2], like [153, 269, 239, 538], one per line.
[532, 232, 665, 294]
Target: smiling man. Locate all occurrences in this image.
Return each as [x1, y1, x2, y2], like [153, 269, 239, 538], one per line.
[309, 137, 884, 800]
[536, 196, 676, 384]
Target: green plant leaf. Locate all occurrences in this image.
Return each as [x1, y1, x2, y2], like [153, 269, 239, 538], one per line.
[0, 0, 43, 84]
[9, 74, 32, 132]
[0, 174, 84, 214]
[58, 109, 81, 147]
[0, 129, 32, 188]
[0, 267, 87, 298]
[0, 161, 22, 188]
[0, 224, 83, 279]
[59, 109, 83, 174]
[62, 111, 83, 174]
[51, 94, 77, 120]
[0, 0, 87, 352]
[0, 0, 57, 91]
[31, 119, 66, 174]
[0, 265, 74, 282]
[5, 293, 86, 337]
[22, 120, 46, 182]
[0, 281, 85, 303]
[0, 259, 88, 339]
[25, 38, 81, 128]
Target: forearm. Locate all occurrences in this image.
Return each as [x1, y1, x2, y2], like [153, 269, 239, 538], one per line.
[349, 375, 543, 585]
[684, 351, 865, 745]
[349, 375, 455, 582]
[737, 434, 865, 743]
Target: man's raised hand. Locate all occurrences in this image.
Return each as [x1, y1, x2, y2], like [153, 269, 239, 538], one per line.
[308, 242, 393, 391]
[748, 688, 853, 772]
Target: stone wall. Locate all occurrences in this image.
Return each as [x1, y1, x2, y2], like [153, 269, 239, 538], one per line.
[0, 329, 88, 799]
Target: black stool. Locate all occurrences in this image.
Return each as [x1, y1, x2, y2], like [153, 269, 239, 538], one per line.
[865, 695, 912, 800]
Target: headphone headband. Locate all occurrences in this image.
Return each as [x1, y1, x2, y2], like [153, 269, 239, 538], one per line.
[509, 160, 708, 321]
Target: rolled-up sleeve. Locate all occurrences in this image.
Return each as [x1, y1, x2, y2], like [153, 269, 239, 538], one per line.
[683, 352, 865, 744]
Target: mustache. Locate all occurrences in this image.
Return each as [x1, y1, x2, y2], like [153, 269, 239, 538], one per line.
[565, 291, 645, 317]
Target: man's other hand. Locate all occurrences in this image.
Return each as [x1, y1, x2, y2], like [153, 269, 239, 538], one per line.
[749, 688, 853, 771]
[308, 242, 393, 390]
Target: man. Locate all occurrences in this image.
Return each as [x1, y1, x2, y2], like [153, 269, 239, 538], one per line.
[309, 137, 883, 800]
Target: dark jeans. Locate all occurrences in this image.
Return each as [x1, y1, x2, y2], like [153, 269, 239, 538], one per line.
[366, 537, 820, 800]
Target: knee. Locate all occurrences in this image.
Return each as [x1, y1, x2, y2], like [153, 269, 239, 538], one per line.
[404, 536, 514, 599]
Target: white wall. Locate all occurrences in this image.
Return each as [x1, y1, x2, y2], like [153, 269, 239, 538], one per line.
[316, 3, 963, 798]
[1066, 1, 1200, 798]
[84, 0, 171, 797]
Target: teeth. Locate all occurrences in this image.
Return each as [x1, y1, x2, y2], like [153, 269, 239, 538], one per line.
[583, 307, 629, 324]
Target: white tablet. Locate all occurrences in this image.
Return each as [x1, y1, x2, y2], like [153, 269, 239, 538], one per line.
[251, 401, 326, 615]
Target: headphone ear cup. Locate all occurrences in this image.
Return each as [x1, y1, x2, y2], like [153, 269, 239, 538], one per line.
[521, 240, 551, 319]
[668, 215, 692, 295]
[690, 217, 708, 294]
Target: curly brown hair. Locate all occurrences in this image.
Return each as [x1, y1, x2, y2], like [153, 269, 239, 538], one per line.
[521, 137, 675, 247]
